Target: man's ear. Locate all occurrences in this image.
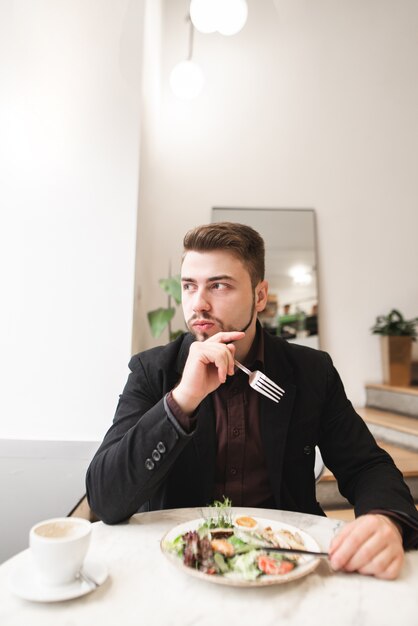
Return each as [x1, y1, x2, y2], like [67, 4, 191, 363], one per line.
[255, 280, 268, 312]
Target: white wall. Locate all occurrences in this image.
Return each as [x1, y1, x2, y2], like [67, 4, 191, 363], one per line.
[0, 0, 144, 440]
[135, 0, 418, 407]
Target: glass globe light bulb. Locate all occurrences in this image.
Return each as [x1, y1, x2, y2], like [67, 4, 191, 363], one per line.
[189, 0, 220, 34]
[217, 0, 248, 36]
[169, 60, 205, 99]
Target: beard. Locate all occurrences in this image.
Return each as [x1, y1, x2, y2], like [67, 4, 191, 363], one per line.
[186, 295, 256, 341]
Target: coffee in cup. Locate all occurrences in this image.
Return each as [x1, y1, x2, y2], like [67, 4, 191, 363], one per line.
[30, 517, 91, 586]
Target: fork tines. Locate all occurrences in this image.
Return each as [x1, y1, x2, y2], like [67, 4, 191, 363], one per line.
[255, 377, 284, 403]
[234, 359, 285, 404]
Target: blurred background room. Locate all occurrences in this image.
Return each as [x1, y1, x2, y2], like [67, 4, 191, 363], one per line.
[1, 0, 418, 562]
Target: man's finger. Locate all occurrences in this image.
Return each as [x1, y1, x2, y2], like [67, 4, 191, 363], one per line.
[329, 517, 382, 569]
[356, 548, 403, 579]
[207, 331, 245, 343]
[339, 532, 391, 573]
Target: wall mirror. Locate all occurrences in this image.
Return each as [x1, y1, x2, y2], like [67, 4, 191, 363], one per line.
[212, 208, 319, 349]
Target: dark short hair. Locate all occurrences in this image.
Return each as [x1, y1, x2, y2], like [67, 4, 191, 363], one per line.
[183, 222, 265, 288]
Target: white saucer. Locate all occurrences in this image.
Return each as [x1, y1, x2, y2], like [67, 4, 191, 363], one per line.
[9, 552, 108, 603]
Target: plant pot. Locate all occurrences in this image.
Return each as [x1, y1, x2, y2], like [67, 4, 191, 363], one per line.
[380, 336, 413, 387]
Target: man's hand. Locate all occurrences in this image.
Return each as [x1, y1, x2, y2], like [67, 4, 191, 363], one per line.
[172, 331, 245, 415]
[329, 514, 404, 580]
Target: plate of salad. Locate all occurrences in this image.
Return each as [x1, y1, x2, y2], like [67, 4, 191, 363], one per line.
[161, 502, 322, 587]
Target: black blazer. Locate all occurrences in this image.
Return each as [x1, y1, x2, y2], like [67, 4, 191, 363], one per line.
[86, 330, 418, 534]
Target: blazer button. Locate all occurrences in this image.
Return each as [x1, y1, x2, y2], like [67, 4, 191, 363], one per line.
[145, 458, 155, 470]
[157, 442, 166, 454]
[152, 450, 161, 462]
[303, 445, 312, 455]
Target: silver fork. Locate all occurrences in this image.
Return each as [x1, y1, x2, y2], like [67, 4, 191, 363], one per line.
[234, 359, 285, 403]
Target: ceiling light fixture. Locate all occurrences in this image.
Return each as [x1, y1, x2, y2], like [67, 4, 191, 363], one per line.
[190, 0, 248, 36]
[170, 1, 248, 100]
[169, 17, 205, 100]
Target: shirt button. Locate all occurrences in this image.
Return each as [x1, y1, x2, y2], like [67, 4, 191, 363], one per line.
[230, 467, 237, 476]
[157, 442, 166, 454]
[303, 445, 312, 455]
[232, 428, 240, 437]
[152, 449, 161, 462]
[145, 458, 155, 470]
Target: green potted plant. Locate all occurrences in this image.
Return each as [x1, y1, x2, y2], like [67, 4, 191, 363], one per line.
[147, 275, 184, 341]
[371, 309, 418, 386]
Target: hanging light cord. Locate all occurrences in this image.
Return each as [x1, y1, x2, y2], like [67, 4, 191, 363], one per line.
[186, 15, 194, 61]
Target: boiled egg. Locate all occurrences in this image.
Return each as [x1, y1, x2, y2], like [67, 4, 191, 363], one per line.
[233, 515, 259, 531]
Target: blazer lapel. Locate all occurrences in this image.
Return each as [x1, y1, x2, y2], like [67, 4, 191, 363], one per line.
[260, 333, 296, 502]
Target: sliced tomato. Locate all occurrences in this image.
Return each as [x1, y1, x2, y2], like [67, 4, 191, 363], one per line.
[257, 555, 280, 575]
[257, 555, 295, 576]
[277, 560, 295, 575]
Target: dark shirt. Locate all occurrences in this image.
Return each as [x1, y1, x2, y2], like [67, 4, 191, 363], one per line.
[211, 329, 273, 506]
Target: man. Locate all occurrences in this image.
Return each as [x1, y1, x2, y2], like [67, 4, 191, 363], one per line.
[86, 222, 418, 579]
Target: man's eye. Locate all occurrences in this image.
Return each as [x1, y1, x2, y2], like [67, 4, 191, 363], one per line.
[212, 283, 227, 290]
[182, 283, 195, 291]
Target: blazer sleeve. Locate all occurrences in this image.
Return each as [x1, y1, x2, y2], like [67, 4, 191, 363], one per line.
[318, 353, 418, 534]
[85, 354, 194, 524]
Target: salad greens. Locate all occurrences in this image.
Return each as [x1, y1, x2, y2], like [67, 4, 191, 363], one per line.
[164, 516, 300, 581]
[200, 496, 233, 529]
[228, 551, 262, 581]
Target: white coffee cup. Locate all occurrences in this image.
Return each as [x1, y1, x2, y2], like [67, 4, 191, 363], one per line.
[29, 517, 91, 586]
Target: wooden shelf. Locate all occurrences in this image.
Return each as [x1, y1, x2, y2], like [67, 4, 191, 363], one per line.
[366, 383, 418, 397]
[358, 407, 418, 437]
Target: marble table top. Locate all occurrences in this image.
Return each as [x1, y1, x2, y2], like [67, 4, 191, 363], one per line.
[1, 507, 418, 626]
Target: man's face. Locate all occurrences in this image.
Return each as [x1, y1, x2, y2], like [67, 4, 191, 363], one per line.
[181, 249, 265, 341]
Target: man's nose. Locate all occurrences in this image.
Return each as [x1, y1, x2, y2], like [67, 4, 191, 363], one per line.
[192, 289, 211, 312]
